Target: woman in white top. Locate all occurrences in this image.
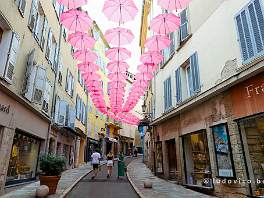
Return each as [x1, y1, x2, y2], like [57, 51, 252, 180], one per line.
[106, 151, 114, 178]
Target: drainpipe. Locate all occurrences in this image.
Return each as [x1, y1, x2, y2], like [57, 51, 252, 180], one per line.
[45, 24, 63, 154]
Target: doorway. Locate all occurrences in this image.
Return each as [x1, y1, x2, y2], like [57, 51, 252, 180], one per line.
[166, 139, 177, 179]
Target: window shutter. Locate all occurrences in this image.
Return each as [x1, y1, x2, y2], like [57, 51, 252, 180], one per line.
[180, 9, 189, 41]
[33, 66, 46, 103]
[53, 43, 58, 68]
[41, 17, 48, 49]
[175, 68, 182, 103]
[190, 52, 201, 93]
[23, 49, 37, 101]
[248, 0, 264, 54]
[71, 76, 74, 97]
[54, 96, 60, 123]
[33, 12, 40, 38]
[164, 80, 167, 110]
[69, 107, 76, 129]
[46, 29, 52, 59]
[5, 32, 20, 83]
[42, 80, 51, 113]
[18, 0, 27, 16]
[65, 69, 69, 92]
[28, 0, 38, 31]
[58, 57, 63, 84]
[167, 77, 172, 108]
[58, 100, 67, 125]
[76, 96, 79, 119]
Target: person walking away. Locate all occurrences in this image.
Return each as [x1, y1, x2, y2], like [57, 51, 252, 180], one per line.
[106, 152, 114, 178]
[91, 149, 101, 180]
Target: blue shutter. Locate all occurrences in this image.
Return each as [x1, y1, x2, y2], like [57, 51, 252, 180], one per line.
[190, 52, 201, 94]
[167, 77, 172, 108]
[164, 80, 167, 110]
[175, 68, 182, 103]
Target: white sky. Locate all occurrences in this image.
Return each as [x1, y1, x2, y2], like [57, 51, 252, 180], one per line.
[83, 0, 144, 74]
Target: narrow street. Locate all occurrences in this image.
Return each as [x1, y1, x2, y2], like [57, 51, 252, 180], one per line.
[66, 158, 139, 198]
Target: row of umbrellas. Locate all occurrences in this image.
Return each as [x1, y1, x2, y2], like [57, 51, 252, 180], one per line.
[122, 0, 192, 113]
[57, 0, 193, 125]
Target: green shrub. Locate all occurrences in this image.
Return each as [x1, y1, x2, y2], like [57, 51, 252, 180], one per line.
[39, 154, 66, 176]
[257, 183, 264, 189]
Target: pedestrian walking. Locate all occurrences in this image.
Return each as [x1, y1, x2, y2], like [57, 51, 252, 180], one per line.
[106, 151, 114, 178]
[91, 148, 101, 180]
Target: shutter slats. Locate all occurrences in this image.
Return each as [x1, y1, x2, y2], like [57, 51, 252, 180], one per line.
[190, 52, 200, 94]
[175, 68, 182, 103]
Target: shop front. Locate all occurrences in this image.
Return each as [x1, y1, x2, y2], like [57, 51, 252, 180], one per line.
[6, 130, 41, 185]
[230, 73, 264, 196]
[86, 137, 100, 161]
[182, 130, 213, 188]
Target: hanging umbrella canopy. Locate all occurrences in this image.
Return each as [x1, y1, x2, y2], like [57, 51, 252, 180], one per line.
[106, 47, 131, 61]
[68, 32, 95, 50]
[107, 61, 129, 71]
[135, 72, 153, 81]
[137, 64, 157, 73]
[73, 49, 98, 62]
[57, 0, 88, 9]
[60, 9, 93, 32]
[102, 0, 138, 24]
[105, 27, 134, 46]
[140, 51, 163, 64]
[108, 81, 126, 88]
[150, 13, 180, 35]
[108, 72, 127, 81]
[158, 0, 192, 10]
[144, 35, 171, 51]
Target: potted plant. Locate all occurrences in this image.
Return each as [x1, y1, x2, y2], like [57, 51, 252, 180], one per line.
[256, 183, 264, 196]
[39, 154, 66, 195]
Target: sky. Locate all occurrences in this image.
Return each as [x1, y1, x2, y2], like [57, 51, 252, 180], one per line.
[83, 0, 144, 74]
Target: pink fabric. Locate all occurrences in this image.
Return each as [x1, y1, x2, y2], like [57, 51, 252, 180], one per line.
[103, 0, 138, 23]
[144, 35, 171, 51]
[107, 61, 129, 71]
[68, 32, 95, 49]
[158, 0, 192, 10]
[140, 51, 163, 64]
[60, 9, 92, 32]
[105, 27, 134, 46]
[106, 47, 131, 61]
[150, 13, 180, 35]
[57, 0, 88, 9]
[137, 64, 157, 73]
[77, 62, 99, 71]
[108, 72, 127, 81]
[73, 49, 98, 62]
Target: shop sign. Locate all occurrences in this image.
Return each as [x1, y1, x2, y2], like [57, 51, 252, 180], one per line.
[230, 73, 264, 118]
[0, 103, 10, 114]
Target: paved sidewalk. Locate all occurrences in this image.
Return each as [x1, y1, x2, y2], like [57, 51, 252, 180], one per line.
[1, 161, 106, 198]
[127, 158, 215, 198]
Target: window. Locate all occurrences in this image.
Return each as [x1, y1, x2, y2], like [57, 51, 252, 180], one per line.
[211, 124, 235, 178]
[33, 66, 46, 104]
[45, 29, 58, 68]
[15, 0, 26, 16]
[28, 0, 38, 31]
[235, 0, 264, 63]
[163, 77, 172, 111]
[58, 57, 63, 85]
[65, 70, 74, 97]
[0, 27, 20, 83]
[175, 52, 200, 102]
[76, 95, 81, 120]
[180, 9, 189, 42]
[52, 0, 64, 19]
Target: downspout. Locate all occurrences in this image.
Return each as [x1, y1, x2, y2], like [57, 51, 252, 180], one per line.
[45, 24, 63, 154]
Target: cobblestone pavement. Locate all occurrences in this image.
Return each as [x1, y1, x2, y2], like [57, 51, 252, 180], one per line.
[1, 161, 106, 198]
[66, 157, 139, 198]
[127, 158, 215, 198]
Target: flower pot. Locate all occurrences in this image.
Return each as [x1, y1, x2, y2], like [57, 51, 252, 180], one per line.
[39, 175, 61, 195]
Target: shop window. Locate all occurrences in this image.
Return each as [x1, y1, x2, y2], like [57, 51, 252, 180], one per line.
[6, 131, 40, 185]
[212, 124, 235, 178]
[183, 130, 213, 188]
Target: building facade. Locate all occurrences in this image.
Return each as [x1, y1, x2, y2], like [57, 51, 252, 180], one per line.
[141, 0, 264, 197]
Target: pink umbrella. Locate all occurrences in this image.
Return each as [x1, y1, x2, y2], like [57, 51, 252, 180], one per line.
[73, 49, 98, 62]
[105, 27, 134, 46]
[102, 0, 138, 24]
[60, 9, 92, 32]
[137, 64, 157, 73]
[150, 13, 180, 35]
[158, 0, 191, 10]
[140, 51, 163, 64]
[135, 73, 153, 81]
[144, 35, 171, 51]
[107, 61, 129, 71]
[68, 32, 95, 50]
[108, 81, 126, 88]
[106, 47, 131, 61]
[78, 62, 99, 71]
[108, 73, 127, 81]
[57, 0, 88, 9]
